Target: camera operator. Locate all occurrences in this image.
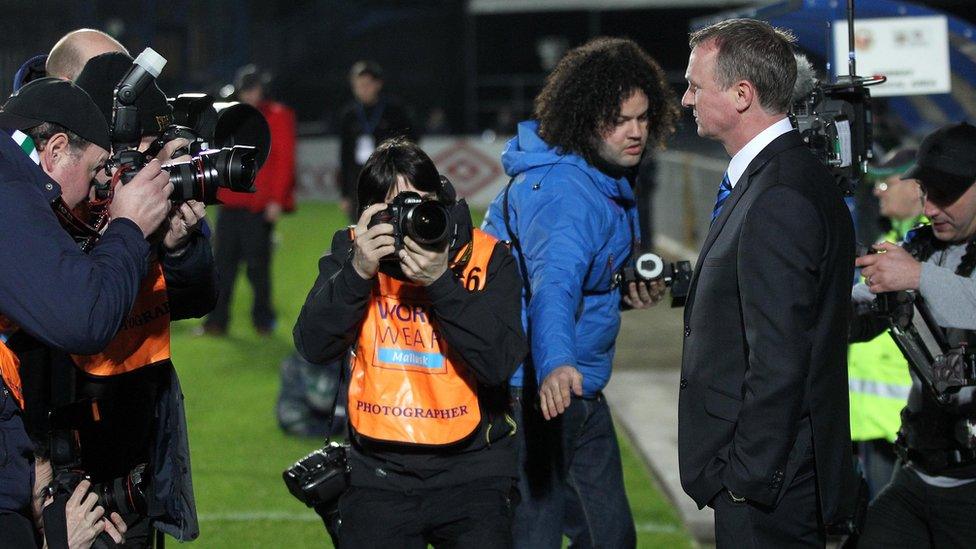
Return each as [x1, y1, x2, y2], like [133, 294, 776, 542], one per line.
[848, 147, 925, 499]
[852, 122, 976, 548]
[294, 138, 526, 547]
[480, 37, 676, 547]
[9, 51, 217, 548]
[0, 78, 172, 547]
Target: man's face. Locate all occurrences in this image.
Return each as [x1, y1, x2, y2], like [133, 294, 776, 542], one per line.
[595, 90, 649, 170]
[48, 142, 108, 208]
[874, 174, 923, 221]
[922, 180, 976, 242]
[682, 42, 738, 143]
[352, 74, 382, 106]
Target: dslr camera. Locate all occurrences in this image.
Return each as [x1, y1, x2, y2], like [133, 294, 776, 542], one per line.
[367, 191, 452, 259]
[46, 464, 149, 517]
[104, 48, 268, 205]
[282, 441, 350, 508]
[615, 251, 693, 308]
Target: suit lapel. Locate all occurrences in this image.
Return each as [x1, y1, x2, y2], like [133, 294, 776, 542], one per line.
[684, 131, 805, 319]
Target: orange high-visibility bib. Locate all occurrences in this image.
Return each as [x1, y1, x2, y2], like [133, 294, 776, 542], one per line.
[72, 260, 171, 376]
[0, 315, 23, 408]
[349, 229, 498, 446]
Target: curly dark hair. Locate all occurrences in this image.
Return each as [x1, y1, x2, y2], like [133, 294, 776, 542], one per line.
[534, 37, 679, 165]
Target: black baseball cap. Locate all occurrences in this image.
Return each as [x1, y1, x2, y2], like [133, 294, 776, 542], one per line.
[902, 122, 976, 201]
[74, 51, 173, 137]
[0, 77, 110, 151]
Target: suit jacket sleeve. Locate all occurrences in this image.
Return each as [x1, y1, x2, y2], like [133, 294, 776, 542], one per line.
[723, 184, 824, 503]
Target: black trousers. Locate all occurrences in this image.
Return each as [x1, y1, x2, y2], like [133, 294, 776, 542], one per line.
[711, 453, 824, 548]
[206, 208, 275, 331]
[858, 463, 976, 548]
[334, 478, 515, 549]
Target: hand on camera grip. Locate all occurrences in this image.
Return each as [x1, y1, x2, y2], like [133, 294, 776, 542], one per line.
[351, 203, 395, 280]
[109, 159, 174, 238]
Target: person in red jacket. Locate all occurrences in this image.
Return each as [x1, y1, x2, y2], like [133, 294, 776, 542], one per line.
[203, 65, 296, 336]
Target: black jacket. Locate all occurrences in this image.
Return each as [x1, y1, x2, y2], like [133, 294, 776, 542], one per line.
[14, 232, 216, 541]
[678, 131, 858, 525]
[294, 212, 526, 490]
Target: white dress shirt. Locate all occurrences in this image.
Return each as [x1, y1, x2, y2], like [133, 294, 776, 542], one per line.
[726, 117, 795, 188]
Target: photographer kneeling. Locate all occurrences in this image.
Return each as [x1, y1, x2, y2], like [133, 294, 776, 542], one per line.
[852, 122, 976, 548]
[294, 138, 526, 548]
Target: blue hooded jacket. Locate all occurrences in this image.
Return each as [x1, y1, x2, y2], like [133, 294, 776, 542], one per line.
[482, 121, 639, 396]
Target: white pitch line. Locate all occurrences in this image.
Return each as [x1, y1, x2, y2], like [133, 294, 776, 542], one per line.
[635, 521, 681, 534]
[198, 512, 321, 522]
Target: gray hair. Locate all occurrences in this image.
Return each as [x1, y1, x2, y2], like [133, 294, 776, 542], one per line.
[690, 18, 797, 114]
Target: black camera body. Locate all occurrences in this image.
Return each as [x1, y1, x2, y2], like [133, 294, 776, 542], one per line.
[368, 191, 452, 259]
[616, 251, 693, 308]
[792, 78, 875, 195]
[166, 93, 271, 167]
[282, 442, 350, 508]
[47, 464, 149, 517]
[104, 54, 266, 205]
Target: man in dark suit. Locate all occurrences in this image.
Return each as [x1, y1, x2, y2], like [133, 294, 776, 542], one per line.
[678, 19, 858, 546]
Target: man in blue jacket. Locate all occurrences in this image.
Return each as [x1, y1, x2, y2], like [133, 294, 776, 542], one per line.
[0, 78, 173, 546]
[482, 37, 680, 548]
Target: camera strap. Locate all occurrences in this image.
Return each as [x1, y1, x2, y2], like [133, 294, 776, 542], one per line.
[325, 354, 348, 445]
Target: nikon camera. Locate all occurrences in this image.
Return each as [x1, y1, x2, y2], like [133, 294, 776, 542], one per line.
[367, 191, 452, 259]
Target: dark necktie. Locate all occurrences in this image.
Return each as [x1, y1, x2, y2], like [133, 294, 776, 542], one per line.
[711, 172, 733, 222]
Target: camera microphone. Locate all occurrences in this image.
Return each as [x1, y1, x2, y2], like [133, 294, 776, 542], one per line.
[792, 52, 817, 105]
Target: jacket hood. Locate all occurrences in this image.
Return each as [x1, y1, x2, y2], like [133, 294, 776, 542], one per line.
[500, 120, 636, 204]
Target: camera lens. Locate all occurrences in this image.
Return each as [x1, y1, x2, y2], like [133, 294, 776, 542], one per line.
[404, 201, 450, 245]
[92, 463, 148, 517]
[165, 146, 258, 204]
